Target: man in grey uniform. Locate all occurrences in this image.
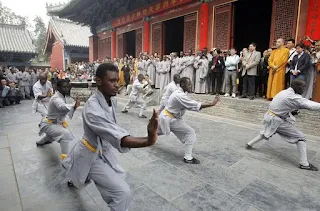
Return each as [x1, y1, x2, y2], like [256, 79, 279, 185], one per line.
[16, 68, 31, 99]
[158, 74, 180, 113]
[63, 63, 158, 211]
[36, 79, 80, 160]
[158, 77, 220, 164]
[122, 74, 149, 118]
[246, 80, 320, 171]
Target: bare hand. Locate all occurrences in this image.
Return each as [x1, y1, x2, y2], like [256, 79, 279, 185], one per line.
[272, 70, 277, 75]
[147, 109, 158, 146]
[74, 97, 81, 109]
[212, 94, 220, 106]
[273, 66, 278, 71]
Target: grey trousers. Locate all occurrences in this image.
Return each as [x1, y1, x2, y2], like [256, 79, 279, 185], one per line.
[225, 71, 237, 94]
[123, 98, 146, 116]
[88, 158, 131, 211]
[20, 86, 30, 98]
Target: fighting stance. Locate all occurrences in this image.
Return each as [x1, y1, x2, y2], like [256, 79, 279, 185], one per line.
[122, 74, 149, 118]
[36, 79, 80, 160]
[63, 63, 158, 211]
[158, 77, 220, 164]
[158, 74, 180, 113]
[246, 80, 320, 171]
[32, 73, 53, 117]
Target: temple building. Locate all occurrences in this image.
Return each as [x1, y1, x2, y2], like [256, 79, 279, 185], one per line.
[0, 23, 36, 67]
[47, 0, 317, 62]
[43, 17, 91, 70]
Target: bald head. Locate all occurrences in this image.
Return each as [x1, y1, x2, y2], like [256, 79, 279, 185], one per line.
[173, 74, 180, 84]
[276, 38, 285, 48]
[39, 73, 47, 85]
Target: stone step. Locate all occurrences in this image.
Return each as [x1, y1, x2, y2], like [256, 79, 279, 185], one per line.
[116, 90, 320, 137]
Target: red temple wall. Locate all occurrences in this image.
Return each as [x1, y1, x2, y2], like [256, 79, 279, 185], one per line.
[50, 41, 64, 71]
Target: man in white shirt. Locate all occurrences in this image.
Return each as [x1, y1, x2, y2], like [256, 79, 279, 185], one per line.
[224, 48, 240, 98]
[32, 73, 53, 117]
[159, 74, 180, 113]
[286, 39, 297, 88]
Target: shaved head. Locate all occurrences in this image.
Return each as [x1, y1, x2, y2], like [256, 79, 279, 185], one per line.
[39, 73, 47, 85]
[276, 38, 285, 48]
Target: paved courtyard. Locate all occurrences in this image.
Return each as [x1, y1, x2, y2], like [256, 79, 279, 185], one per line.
[1, 99, 320, 211]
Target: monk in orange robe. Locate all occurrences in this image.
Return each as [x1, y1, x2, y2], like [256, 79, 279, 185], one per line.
[118, 58, 125, 86]
[267, 38, 290, 100]
[312, 40, 320, 102]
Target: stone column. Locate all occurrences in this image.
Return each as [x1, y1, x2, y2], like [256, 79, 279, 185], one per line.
[112, 29, 117, 59]
[89, 35, 98, 62]
[143, 19, 150, 53]
[199, 2, 209, 50]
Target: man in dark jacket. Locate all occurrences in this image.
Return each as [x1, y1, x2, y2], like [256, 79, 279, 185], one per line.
[289, 44, 310, 83]
[210, 49, 225, 94]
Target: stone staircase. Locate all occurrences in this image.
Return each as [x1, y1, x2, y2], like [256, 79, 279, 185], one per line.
[116, 89, 320, 137]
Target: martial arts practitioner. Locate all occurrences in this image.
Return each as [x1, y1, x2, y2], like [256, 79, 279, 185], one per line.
[122, 74, 149, 118]
[158, 77, 220, 164]
[170, 53, 179, 82]
[246, 80, 320, 171]
[158, 74, 180, 113]
[137, 57, 146, 75]
[36, 79, 80, 160]
[142, 74, 153, 99]
[32, 73, 53, 117]
[181, 50, 195, 91]
[63, 63, 158, 211]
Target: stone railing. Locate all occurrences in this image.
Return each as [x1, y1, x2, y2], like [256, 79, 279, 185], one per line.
[70, 81, 97, 102]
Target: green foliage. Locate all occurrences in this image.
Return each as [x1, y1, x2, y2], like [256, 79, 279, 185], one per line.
[33, 16, 48, 61]
[0, 1, 27, 25]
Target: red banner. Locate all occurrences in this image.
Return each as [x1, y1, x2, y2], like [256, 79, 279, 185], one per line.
[112, 0, 192, 28]
[305, 0, 320, 40]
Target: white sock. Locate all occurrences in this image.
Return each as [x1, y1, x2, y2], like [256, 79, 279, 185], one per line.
[184, 144, 193, 160]
[296, 141, 309, 166]
[247, 134, 264, 146]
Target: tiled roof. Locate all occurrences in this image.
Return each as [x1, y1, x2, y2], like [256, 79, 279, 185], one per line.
[0, 24, 36, 54]
[50, 17, 91, 48]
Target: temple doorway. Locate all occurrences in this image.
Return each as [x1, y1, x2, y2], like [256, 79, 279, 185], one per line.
[233, 0, 273, 52]
[163, 16, 184, 55]
[124, 30, 136, 57]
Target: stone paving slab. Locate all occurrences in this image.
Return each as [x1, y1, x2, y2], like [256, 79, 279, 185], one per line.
[1, 99, 320, 211]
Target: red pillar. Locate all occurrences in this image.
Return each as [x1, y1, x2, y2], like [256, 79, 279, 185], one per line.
[111, 30, 117, 59]
[199, 2, 209, 50]
[143, 21, 150, 53]
[89, 35, 98, 62]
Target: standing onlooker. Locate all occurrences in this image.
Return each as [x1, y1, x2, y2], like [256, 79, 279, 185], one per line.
[16, 68, 31, 100]
[260, 49, 272, 98]
[194, 54, 209, 94]
[30, 69, 38, 98]
[267, 38, 290, 100]
[241, 43, 261, 100]
[224, 48, 240, 98]
[122, 60, 131, 88]
[303, 47, 316, 99]
[210, 49, 225, 95]
[312, 40, 320, 102]
[289, 44, 310, 83]
[286, 38, 297, 88]
[238, 48, 248, 96]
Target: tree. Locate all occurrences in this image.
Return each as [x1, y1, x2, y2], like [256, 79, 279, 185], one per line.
[0, 1, 27, 25]
[33, 16, 48, 62]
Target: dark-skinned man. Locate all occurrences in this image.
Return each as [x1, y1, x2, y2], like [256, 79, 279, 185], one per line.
[63, 63, 158, 211]
[32, 72, 53, 117]
[158, 77, 220, 164]
[36, 79, 80, 160]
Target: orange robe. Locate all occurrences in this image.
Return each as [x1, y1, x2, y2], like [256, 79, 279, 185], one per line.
[118, 62, 125, 86]
[267, 47, 289, 99]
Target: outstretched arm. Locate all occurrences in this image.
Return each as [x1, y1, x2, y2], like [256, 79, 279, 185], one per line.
[121, 110, 158, 148]
[200, 95, 220, 109]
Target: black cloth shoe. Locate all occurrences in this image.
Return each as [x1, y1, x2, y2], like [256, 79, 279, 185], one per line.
[36, 141, 51, 147]
[245, 144, 253, 149]
[184, 158, 200, 164]
[249, 96, 254, 100]
[299, 163, 318, 171]
[121, 110, 128, 113]
[240, 95, 247, 98]
[139, 115, 147, 118]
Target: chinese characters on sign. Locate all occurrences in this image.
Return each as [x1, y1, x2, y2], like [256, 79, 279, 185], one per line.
[306, 0, 320, 40]
[112, 0, 192, 28]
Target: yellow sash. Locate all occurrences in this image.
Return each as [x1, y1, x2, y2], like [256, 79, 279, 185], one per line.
[82, 138, 98, 153]
[45, 118, 68, 128]
[163, 109, 175, 118]
[268, 110, 279, 117]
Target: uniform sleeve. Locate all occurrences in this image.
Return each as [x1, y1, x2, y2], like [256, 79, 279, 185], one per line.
[33, 83, 42, 99]
[85, 111, 130, 153]
[177, 93, 201, 112]
[52, 98, 75, 119]
[295, 97, 320, 111]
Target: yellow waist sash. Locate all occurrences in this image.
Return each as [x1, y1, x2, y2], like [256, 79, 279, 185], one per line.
[163, 109, 175, 119]
[82, 138, 99, 154]
[268, 110, 280, 117]
[45, 118, 68, 128]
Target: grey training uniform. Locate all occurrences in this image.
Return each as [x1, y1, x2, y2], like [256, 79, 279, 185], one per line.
[63, 91, 131, 211]
[122, 80, 147, 116]
[248, 87, 320, 166]
[158, 87, 201, 160]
